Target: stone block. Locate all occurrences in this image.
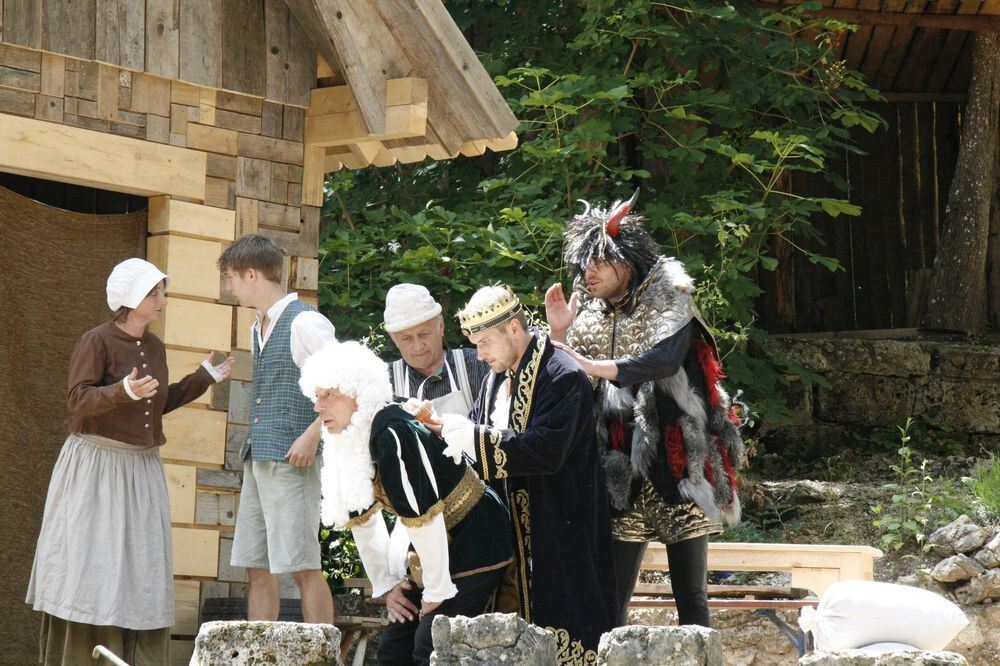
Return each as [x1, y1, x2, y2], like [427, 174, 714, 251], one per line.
[598, 625, 722, 665]
[921, 380, 1000, 434]
[191, 621, 340, 665]
[816, 372, 917, 427]
[934, 345, 1000, 381]
[430, 613, 556, 665]
[927, 516, 990, 557]
[954, 569, 1000, 605]
[768, 337, 832, 372]
[800, 650, 967, 665]
[868, 341, 932, 376]
[762, 424, 853, 461]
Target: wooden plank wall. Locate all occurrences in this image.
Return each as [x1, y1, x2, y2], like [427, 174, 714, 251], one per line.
[758, 101, 964, 332]
[0, 36, 321, 664]
[0, 0, 314, 107]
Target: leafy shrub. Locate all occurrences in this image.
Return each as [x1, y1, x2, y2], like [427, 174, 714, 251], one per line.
[970, 453, 1000, 519]
[870, 419, 975, 551]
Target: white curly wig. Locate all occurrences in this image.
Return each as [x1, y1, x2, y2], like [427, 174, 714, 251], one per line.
[299, 340, 393, 527]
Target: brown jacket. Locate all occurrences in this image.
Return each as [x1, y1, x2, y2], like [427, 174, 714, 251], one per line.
[66, 320, 213, 446]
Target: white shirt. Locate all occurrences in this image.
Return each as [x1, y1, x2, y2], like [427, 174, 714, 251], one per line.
[251, 292, 337, 367]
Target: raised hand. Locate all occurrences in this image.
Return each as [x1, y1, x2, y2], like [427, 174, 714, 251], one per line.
[126, 367, 159, 398]
[206, 352, 235, 382]
[544, 283, 579, 342]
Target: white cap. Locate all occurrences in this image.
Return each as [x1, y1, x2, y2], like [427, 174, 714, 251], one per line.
[383, 283, 442, 333]
[106, 258, 168, 310]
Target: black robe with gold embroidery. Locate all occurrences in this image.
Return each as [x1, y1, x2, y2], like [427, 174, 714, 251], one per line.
[469, 333, 618, 665]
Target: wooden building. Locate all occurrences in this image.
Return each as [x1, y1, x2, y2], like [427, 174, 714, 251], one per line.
[755, 1, 1000, 333]
[0, 1, 516, 663]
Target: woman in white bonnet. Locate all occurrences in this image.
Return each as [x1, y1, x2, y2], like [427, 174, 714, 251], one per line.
[299, 340, 512, 666]
[26, 258, 232, 666]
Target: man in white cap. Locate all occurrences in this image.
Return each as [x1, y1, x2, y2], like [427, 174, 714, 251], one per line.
[384, 283, 488, 418]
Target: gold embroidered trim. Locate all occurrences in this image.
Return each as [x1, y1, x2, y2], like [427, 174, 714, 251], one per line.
[397, 499, 445, 528]
[442, 467, 486, 529]
[344, 502, 382, 529]
[490, 429, 507, 479]
[511, 488, 532, 623]
[394, 467, 485, 529]
[547, 627, 598, 665]
[478, 425, 491, 481]
[511, 334, 546, 432]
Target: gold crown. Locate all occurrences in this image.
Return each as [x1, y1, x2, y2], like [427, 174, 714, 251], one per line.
[458, 285, 522, 336]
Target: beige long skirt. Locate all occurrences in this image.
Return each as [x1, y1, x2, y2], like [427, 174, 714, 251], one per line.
[26, 433, 174, 631]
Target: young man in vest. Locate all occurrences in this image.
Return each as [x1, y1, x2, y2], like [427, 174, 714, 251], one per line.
[219, 235, 337, 623]
[384, 283, 489, 419]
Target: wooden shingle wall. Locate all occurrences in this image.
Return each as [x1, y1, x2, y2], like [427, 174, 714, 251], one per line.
[0, 0, 315, 107]
[0, 34, 319, 666]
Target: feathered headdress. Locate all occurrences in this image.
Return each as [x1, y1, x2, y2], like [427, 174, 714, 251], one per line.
[563, 189, 661, 301]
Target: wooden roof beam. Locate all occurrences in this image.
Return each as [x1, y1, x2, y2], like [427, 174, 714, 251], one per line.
[373, 0, 519, 141]
[283, 0, 387, 133]
[752, 2, 1000, 31]
[305, 78, 428, 147]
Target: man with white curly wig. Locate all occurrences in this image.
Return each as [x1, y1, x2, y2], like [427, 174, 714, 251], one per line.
[299, 341, 512, 665]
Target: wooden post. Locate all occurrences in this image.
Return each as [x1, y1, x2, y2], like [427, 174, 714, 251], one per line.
[923, 32, 1000, 333]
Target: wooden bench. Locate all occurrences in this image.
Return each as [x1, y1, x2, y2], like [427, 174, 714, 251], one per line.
[639, 541, 883, 598]
[339, 578, 389, 666]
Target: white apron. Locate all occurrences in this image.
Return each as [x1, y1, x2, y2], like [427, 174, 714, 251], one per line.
[26, 433, 174, 629]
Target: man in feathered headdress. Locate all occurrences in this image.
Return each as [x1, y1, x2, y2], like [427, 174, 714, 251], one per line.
[434, 285, 618, 664]
[545, 190, 746, 628]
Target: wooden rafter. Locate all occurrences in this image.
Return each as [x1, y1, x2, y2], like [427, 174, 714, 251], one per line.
[305, 78, 428, 146]
[753, 2, 1000, 31]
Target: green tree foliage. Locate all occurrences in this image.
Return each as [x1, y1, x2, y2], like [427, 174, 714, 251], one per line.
[318, 0, 883, 423]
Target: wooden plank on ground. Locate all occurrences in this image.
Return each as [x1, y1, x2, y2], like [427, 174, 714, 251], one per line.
[222, 0, 266, 97]
[148, 197, 236, 241]
[165, 463, 197, 523]
[145, 0, 179, 79]
[96, 0, 145, 71]
[179, 0, 223, 88]
[153, 297, 233, 351]
[42, 0, 95, 60]
[162, 406, 228, 466]
[173, 579, 201, 636]
[172, 527, 220, 578]
[0, 114, 205, 199]
[147, 235, 223, 300]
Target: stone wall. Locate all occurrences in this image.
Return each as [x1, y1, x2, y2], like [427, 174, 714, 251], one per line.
[763, 336, 1000, 456]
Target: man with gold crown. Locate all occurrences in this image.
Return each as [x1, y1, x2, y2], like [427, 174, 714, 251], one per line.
[434, 285, 618, 665]
[544, 190, 746, 628]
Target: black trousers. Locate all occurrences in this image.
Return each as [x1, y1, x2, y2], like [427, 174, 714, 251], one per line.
[376, 567, 505, 666]
[614, 536, 711, 627]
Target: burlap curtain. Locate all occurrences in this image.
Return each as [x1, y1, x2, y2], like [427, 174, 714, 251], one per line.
[0, 186, 147, 662]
